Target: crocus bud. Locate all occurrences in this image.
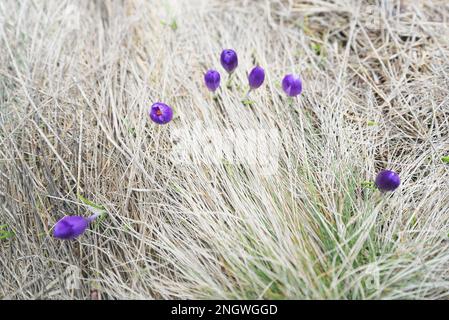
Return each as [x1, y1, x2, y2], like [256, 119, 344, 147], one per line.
[248, 66, 265, 90]
[149, 102, 173, 125]
[204, 69, 221, 92]
[220, 49, 238, 74]
[53, 216, 90, 239]
[375, 170, 401, 192]
[282, 74, 303, 97]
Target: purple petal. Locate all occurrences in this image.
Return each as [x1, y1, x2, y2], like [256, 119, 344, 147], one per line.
[282, 74, 303, 97]
[220, 49, 238, 74]
[375, 170, 401, 192]
[248, 66, 265, 90]
[53, 216, 89, 240]
[149, 102, 173, 125]
[204, 69, 221, 92]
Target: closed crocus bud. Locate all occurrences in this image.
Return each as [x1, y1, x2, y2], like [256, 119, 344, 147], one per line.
[204, 69, 221, 92]
[220, 49, 238, 74]
[282, 74, 303, 97]
[375, 170, 401, 192]
[53, 216, 89, 240]
[53, 213, 100, 240]
[248, 66, 265, 90]
[149, 102, 173, 125]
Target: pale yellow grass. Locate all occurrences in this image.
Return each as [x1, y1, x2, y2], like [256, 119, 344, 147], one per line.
[1, 0, 449, 299]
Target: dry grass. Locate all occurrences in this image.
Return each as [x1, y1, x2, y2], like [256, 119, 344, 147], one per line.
[1, 0, 449, 299]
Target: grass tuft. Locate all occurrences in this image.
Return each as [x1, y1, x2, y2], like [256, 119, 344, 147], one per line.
[1, 0, 449, 299]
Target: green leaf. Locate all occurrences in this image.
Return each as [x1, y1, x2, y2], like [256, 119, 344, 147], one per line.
[311, 43, 322, 55]
[78, 194, 105, 210]
[170, 19, 178, 31]
[441, 156, 449, 164]
[161, 19, 178, 31]
[274, 81, 281, 89]
[0, 232, 13, 240]
[78, 194, 107, 228]
[361, 181, 376, 189]
[0, 226, 14, 240]
[92, 212, 107, 228]
[367, 120, 377, 126]
[242, 99, 255, 106]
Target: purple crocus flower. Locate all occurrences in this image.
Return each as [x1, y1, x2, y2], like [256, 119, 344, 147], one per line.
[149, 102, 173, 125]
[204, 69, 221, 92]
[282, 74, 303, 97]
[220, 49, 238, 74]
[375, 170, 401, 192]
[53, 214, 99, 240]
[248, 66, 265, 90]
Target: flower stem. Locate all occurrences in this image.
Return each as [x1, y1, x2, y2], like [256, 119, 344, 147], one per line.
[87, 213, 101, 222]
[244, 88, 251, 100]
[226, 73, 234, 89]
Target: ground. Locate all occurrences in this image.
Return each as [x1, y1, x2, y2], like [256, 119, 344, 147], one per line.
[1, 0, 449, 299]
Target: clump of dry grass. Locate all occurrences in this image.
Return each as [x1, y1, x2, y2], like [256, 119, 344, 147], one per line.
[1, 0, 449, 299]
